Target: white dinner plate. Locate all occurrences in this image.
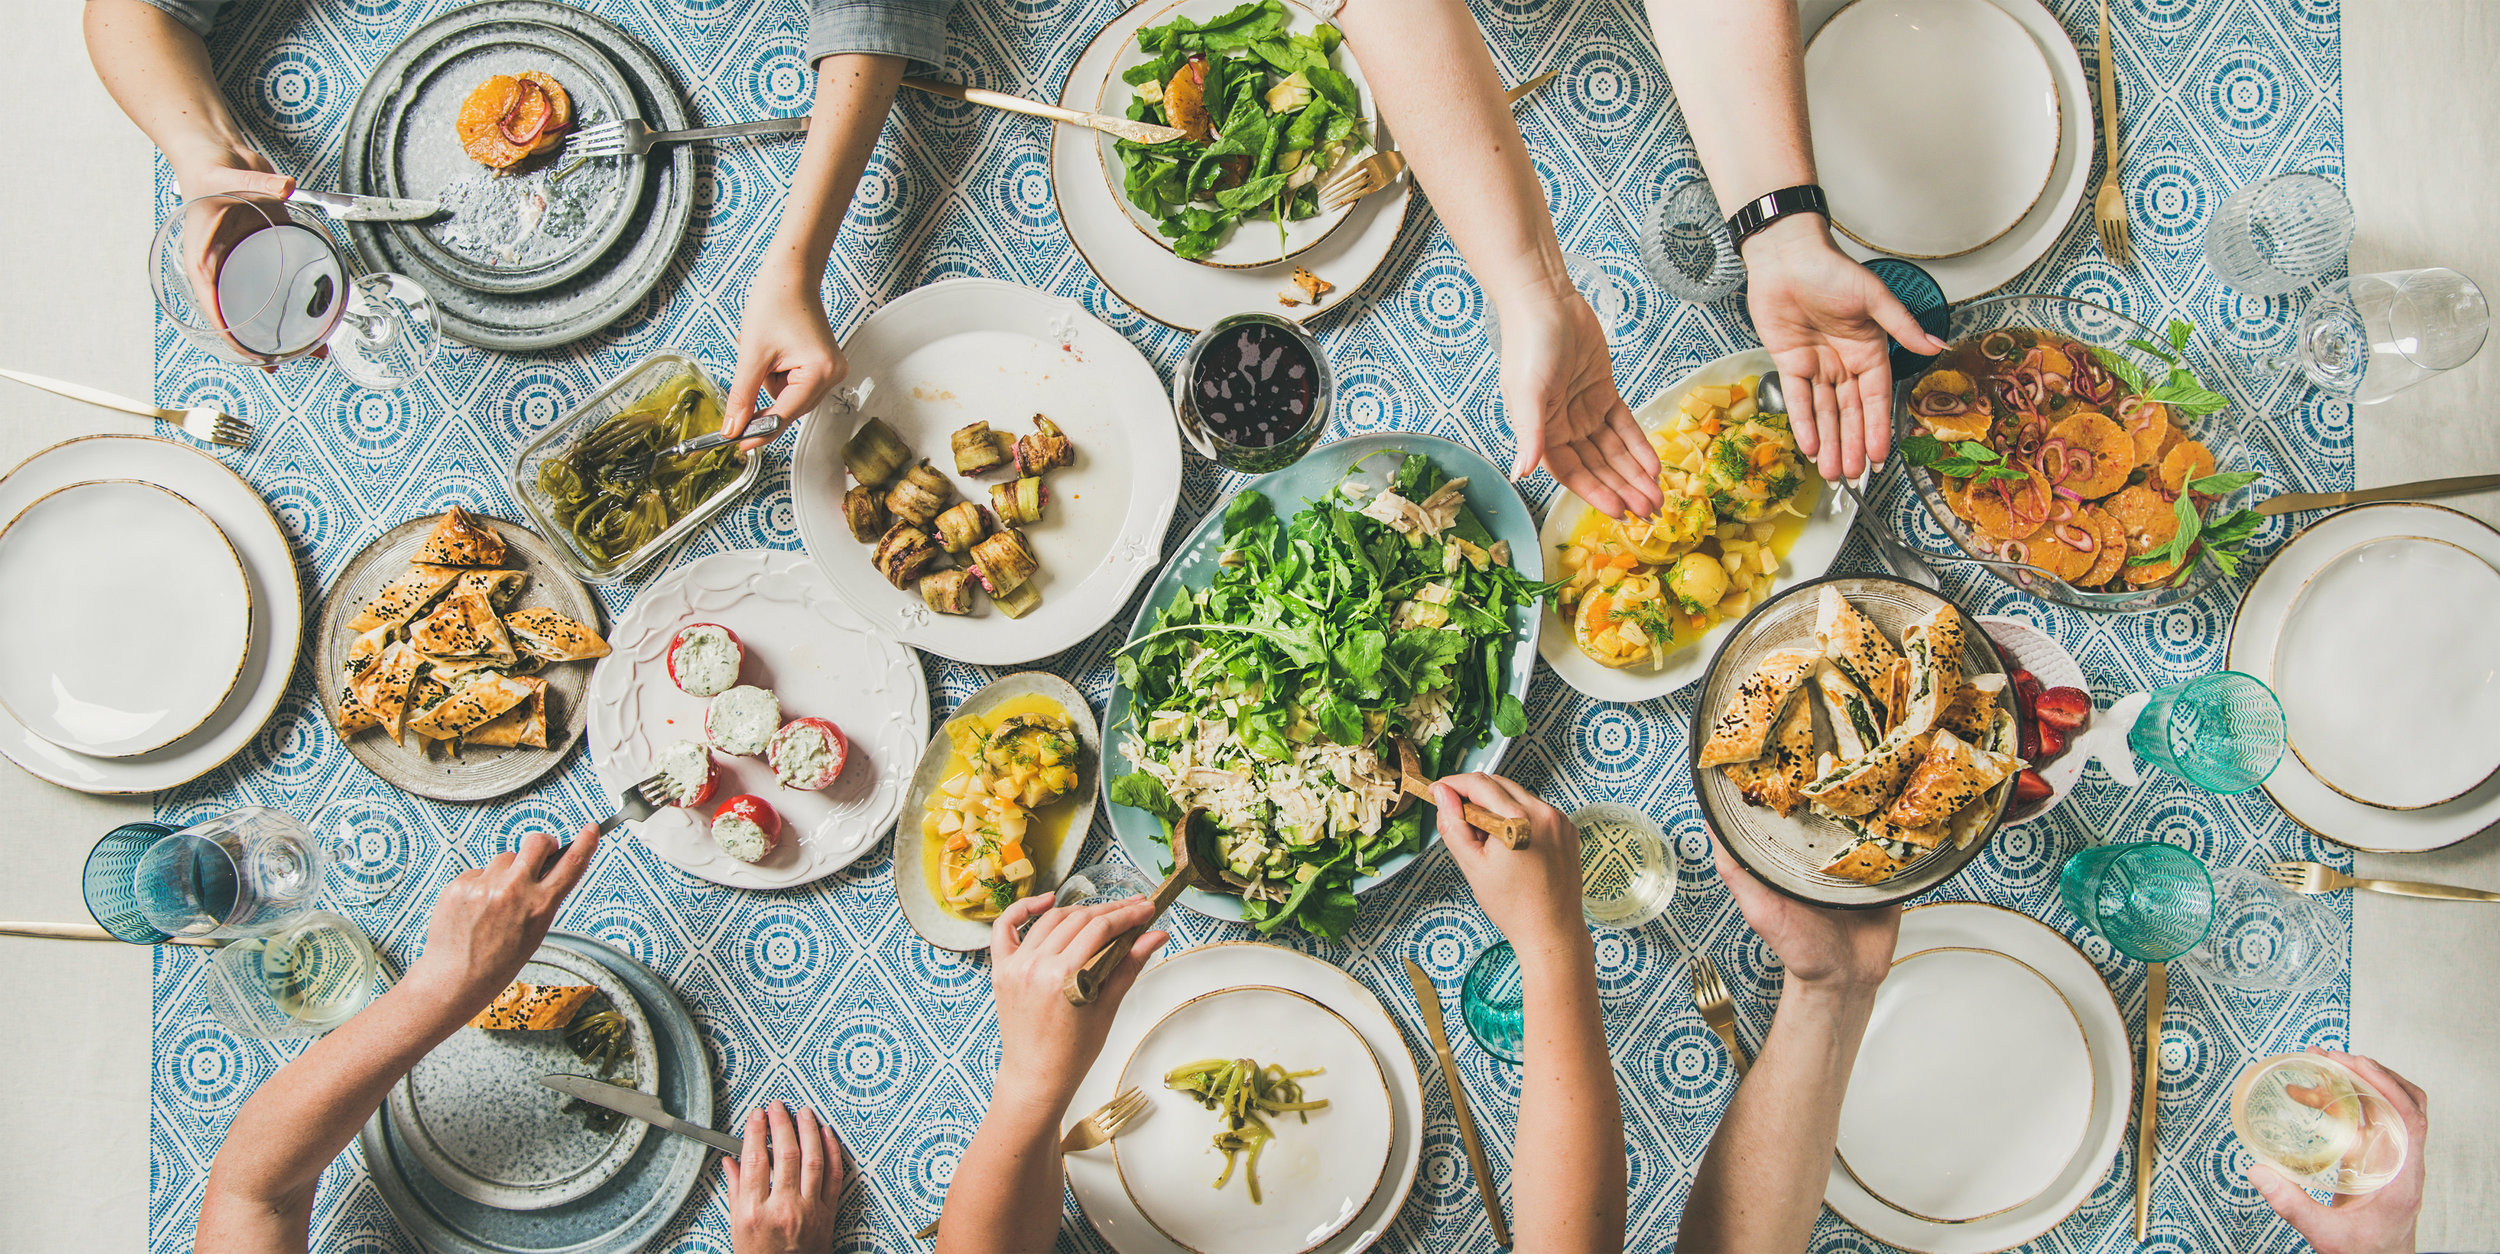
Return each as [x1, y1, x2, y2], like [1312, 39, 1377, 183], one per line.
[1056, 5, 1409, 330]
[1064, 943, 1423, 1254]
[2273, 536, 2500, 810]
[585, 549, 929, 890]
[1825, 902, 2130, 1253]
[0, 479, 252, 757]
[0, 436, 303, 793]
[1536, 349, 1853, 702]
[1794, 0, 2089, 300]
[1114, 986, 1395, 1254]
[2228, 502, 2500, 851]
[1097, 0, 1374, 270]
[1837, 947, 2095, 1223]
[1806, 0, 2058, 259]
[791, 278, 1182, 666]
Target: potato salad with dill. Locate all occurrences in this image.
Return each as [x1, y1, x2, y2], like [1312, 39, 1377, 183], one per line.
[1109, 454, 1549, 938]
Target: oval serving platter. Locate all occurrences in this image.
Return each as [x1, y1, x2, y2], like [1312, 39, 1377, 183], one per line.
[897, 671, 1102, 952]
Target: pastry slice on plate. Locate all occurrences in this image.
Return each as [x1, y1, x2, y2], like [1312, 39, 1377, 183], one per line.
[412, 505, 507, 567]
[1697, 645, 1823, 767]
[1813, 587, 1903, 711]
[345, 562, 462, 634]
[1893, 604, 1970, 739]
[350, 641, 425, 745]
[407, 673, 535, 740]
[1799, 731, 1930, 818]
[411, 589, 519, 664]
[1884, 728, 2022, 829]
[1727, 695, 1817, 817]
[502, 605, 610, 664]
[1819, 839, 1906, 884]
[463, 676, 548, 749]
[453, 567, 527, 609]
[1813, 662, 1884, 761]
[1935, 674, 2009, 743]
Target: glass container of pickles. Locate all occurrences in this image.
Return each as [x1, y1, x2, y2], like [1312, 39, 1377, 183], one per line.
[510, 351, 760, 583]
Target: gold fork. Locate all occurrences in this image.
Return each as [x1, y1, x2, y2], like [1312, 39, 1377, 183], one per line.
[2093, 0, 2132, 265]
[0, 367, 253, 448]
[911, 1087, 1152, 1239]
[1692, 955, 1750, 1078]
[1316, 70, 1559, 211]
[2266, 860, 2500, 902]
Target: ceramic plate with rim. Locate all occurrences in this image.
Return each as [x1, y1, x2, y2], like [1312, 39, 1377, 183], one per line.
[790, 278, 1182, 666]
[387, 942, 659, 1211]
[1806, 0, 2057, 259]
[895, 671, 1099, 951]
[586, 548, 928, 890]
[0, 437, 303, 793]
[1054, 2, 1408, 330]
[1114, 986, 1394, 1254]
[2272, 536, 2500, 810]
[0, 479, 251, 757]
[1796, 0, 2087, 300]
[2228, 502, 2500, 851]
[1979, 616, 2080, 827]
[1824, 902, 2129, 1254]
[1536, 348, 1852, 702]
[1836, 946, 2093, 1223]
[1096, 0, 1374, 270]
[1060, 943, 1423, 1254]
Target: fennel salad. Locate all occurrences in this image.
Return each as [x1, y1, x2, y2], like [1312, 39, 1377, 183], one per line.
[1109, 454, 1550, 938]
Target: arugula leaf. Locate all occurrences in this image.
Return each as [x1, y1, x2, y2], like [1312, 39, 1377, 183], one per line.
[1492, 692, 1527, 738]
[1222, 489, 1274, 535]
[1107, 771, 1180, 822]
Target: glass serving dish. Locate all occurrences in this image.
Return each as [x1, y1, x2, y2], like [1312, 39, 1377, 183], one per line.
[1886, 294, 2255, 614]
[510, 351, 759, 584]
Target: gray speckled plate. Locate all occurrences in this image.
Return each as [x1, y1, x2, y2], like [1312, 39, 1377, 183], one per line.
[360, 933, 712, 1253]
[337, 1, 693, 351]
[388, 944, 657, 1211]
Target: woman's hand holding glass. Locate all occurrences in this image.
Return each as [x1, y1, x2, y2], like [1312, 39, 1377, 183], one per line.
[2249, 1049, 2428, 1254]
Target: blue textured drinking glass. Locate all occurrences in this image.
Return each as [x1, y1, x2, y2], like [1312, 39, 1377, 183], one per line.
[1461, 941, 1526, 1064]
[2128, 672, 2287, 794]
[1864, 258, 1950, 376]
[82, 822, 180, 944]
[2058, 842, 2216, 962]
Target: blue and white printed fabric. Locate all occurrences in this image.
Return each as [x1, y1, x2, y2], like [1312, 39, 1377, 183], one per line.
[147, 0, 2351, 1250]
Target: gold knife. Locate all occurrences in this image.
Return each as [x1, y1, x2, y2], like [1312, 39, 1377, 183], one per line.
[2255, 474, 2500, 515]
[1505, 70, 1559, 106]
[1404, 958, 1510, 1248]
[0, 921, 214, 946]
[2135, 961, 2165, 1241]
[901, 77, 1187, 145]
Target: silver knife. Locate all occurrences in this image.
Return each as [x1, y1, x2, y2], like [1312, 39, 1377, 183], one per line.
[2255, 473, 2500, 516]
[536, 1074, 746, 1155]
[288, 187, 444, 222]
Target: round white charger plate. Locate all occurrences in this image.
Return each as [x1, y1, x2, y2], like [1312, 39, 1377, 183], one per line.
[0, 479, 253, 757]
[585, 548, 928, 890]
[791, 278, 1181, 666]
[0, 436, 303, 793]
[2227, 502, 2500, 852]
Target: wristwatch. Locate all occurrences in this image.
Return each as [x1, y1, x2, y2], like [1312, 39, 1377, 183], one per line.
[1726, 184, 1829, 249]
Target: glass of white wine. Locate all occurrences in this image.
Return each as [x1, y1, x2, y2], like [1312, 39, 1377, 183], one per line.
[201, 911, 385, 1039]
[2231, 1052, 2408, 1195]
[1571, 801, 1676, 929]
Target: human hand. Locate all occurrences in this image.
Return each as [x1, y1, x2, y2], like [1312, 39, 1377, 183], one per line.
[2249, 1049, 2426, 1254]
[1740, 215, 1946, 481]
[408, 824, 599, 1011]
[1493, 280, 1662, 519]
[725, 1101, 848, 1254]
[167, 151, 296, 350]
[1712, 833, 1896, 994]
[1430, 773, 1585, 954]
[987, 894, 1169, 1117]
[726, 275, 847, 449]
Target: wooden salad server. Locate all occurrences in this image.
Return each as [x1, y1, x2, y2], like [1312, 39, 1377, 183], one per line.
[1064, 809, 1225, 1006]
[1391, 736, 1529, 849]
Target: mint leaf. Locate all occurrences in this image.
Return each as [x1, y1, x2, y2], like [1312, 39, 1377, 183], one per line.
[2168, 319, 2195, 354]
[2109, 354, 2150, 395]
[2124, 337, 2179, 366]
[2201, 508, 2263, 547]
[2188, 469, 2262, 495]
[2148, 378, 2230, 416]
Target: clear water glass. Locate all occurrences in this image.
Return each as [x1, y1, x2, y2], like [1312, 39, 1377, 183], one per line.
[1572, 802, 1674, 929]
[1460, 940, 1525, 1064]
[2057, 841, 2215, 962]
[2177, 867, 2344, 993]
[132, 806, 326, 940]
[309, 795, 417, 906]
[2203, 172, 2355, 297]
[149, 194, 441, 391]
[2127, 672, 2287, 794]
[2233, 1053, 2408, 1195]
[2289, 267, 2489, 403]
[1639, 177, 1745, 302]
[1053, 861, 1158, 910]
[201, 911, 384, 1039]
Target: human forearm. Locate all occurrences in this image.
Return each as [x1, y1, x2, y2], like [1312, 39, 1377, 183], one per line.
[933, 1089, 1067, 1254]
[1512, 933, 1626, 1252]
[84, 0, 259, 176]
[1642, 0, 1814, 210]
[756, 55, 904, 296]
[1679, 979, 1876, 1250]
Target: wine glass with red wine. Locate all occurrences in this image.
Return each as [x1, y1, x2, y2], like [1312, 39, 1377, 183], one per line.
[1172, 313, 1333, 472]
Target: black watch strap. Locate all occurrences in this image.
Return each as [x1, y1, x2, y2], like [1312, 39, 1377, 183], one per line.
[1726, 184, 1829, 249]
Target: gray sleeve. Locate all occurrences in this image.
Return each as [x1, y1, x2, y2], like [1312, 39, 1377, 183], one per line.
[118, 0, 230, 37]
[807, 0, 959, 73]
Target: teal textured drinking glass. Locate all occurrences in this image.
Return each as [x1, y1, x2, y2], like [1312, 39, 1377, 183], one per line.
[2128, 672, 2287, 794]
[1461, 941, 1526, 1065]
[81, 822, 179, 944]
[2058, 842, 2216, 962]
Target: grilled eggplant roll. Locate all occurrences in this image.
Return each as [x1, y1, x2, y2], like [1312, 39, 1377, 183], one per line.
[843, 417, 911, 488]
[934, 500, 989, 555]
[950, 421, 1012, 476]
[919, 568, 977, 615]
[843, 484, 888, 542]
[1014, 415, 1074, 475]
[872, 524, 944, 588]
[990, 476, 1046, 526]
[969, 529, 1037, 596]
[883, 459, 957, 528]
[992, 579, 1042, 619]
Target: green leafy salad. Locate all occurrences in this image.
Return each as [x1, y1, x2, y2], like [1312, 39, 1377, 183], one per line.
[1114, 0, 1368, 260]
[1109, 454, 1553, 939]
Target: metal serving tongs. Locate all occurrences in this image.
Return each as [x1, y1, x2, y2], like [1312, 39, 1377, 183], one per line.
[651, 376, 876, 468]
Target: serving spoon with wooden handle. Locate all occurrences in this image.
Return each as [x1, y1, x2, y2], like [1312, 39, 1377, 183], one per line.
[1064, 809, 1226, 1006]
[1391, 736, 1529, 849]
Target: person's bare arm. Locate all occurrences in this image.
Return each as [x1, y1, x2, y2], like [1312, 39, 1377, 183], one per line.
[85, 0, 291, 201]
[1330, 0, 1661, 519]
[194, 828, 600, 1254]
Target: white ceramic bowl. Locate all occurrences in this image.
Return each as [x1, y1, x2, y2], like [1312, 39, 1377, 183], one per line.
[893, 672, 1099, 951]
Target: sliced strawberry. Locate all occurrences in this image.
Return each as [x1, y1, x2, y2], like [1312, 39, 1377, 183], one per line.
[2011, 668, 2044, 713]
[2034, 687, 2092, 731]
[2013, 769, 2053, 805]
[2018, 715, 2040, 761]
[2036, 719, 2068, 762]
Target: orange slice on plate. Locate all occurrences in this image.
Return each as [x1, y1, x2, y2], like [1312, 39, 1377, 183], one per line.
[2048, 410, 2133, 498]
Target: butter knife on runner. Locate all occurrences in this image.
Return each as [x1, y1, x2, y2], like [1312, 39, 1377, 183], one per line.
[1403, 958, 1511, 1248]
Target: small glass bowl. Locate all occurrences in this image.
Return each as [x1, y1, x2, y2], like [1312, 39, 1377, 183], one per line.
[509, 350, 759, 584]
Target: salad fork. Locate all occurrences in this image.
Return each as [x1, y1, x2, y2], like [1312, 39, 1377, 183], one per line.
[0, 367, 252, 448]
[2093, 0, 2132, 265]
[1692, 955, 1749, 1078]
[2266, 860, 2500, 902]
[591, 771, 682, 840]
[912, 1088, 1152, 1238]
[1318, 150, 1406, 211]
